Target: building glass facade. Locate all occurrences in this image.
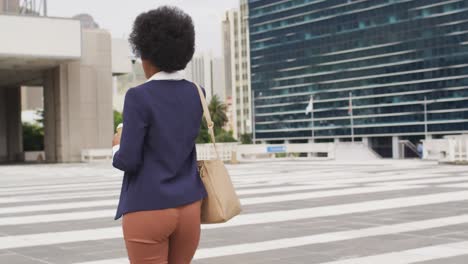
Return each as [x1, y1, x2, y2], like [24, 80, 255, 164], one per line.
[249, 0, 468, 146]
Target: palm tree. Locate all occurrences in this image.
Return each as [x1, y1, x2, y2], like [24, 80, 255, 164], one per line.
[208, 95, 228, 134]
[196, 95, 235, 143]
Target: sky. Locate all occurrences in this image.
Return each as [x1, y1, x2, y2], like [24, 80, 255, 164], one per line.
[47, 0, 239, 56]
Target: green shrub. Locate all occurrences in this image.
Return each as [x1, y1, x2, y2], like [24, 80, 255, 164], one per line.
[23, 122, 44, 151]
[196, 128, 210, 144]
[196, 96, 238, 144]
[240, 133, 253, 144]
[215, 130, 237, 143]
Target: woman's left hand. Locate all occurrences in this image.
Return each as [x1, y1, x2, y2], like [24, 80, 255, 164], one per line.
[112, 133, 121, 147]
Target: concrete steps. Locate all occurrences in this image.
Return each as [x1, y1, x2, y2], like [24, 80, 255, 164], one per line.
[335, 142, 381, 161]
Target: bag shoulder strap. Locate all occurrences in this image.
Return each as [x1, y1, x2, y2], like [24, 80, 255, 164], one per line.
[193, 82, 220, 159]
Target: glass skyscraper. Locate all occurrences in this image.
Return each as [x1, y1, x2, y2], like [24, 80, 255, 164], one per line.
[249, 0, 468, 156]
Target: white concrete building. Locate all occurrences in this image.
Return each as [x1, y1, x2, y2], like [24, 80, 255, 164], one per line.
[212, 57, 226, 101]
[0, 0, 131, 163]
[222, 0, 252, 139]
[185, 53, 227, 101]
[113, 60, 146, 113]
[186, 54, 212, 99]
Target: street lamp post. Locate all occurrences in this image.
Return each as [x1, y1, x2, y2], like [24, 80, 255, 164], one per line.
[424, 96, 428, 140]
[349, 92, 355, 143]
[251, 90, 256, 144]
[305, 95, 314, 142]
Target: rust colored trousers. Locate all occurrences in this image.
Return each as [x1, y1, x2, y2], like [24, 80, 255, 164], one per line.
[122, 200, 202, 264]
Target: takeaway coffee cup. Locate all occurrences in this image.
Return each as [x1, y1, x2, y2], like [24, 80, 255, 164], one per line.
[116, 123, 123, 139]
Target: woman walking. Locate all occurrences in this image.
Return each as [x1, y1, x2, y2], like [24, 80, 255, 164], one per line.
[112, 6, 207, 264]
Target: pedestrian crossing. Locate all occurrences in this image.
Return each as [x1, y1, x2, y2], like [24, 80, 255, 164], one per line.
[320, 241, 468, 264]
[0, 160, 467, 263]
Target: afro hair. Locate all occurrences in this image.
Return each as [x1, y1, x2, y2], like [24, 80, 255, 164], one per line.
[129, 6, 195, 72]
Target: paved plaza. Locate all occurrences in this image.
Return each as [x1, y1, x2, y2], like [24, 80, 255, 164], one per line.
[0, 160, 467, 263]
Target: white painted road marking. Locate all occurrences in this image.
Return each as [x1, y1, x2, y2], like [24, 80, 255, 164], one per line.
[320, 241, 468, 264]
[72, 215, 468, 263]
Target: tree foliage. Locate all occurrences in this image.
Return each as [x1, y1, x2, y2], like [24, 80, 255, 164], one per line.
[23, 110, 45, 151]
[114, 110, 123, 132]
[240, 133, 253, 144]
[23, 123, 44, 151]
[216, 130, 237, 143]
[196, 95, 237, 143]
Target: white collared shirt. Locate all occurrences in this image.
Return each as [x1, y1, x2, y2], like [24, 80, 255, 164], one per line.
[146, 71, 185, 82]
[113, 71, 185, 158]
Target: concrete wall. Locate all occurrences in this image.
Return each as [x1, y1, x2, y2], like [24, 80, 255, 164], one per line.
[0, 15, 81, 59]
[43, 68, 58, 162]
[111, 38, 132, 75]
[393, 136, 401, 159]
[21, 86, 43, 110]
[79, 29, 114, 153]
[0, 86, 23, 162]
[43, 29, 113, 163]
[0, 0, 20, 13]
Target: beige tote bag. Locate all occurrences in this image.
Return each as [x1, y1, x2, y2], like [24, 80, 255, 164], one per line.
[194, 82, 242, 224]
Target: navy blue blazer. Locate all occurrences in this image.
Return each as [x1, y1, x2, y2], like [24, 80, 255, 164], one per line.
[113, 79, 207, 220]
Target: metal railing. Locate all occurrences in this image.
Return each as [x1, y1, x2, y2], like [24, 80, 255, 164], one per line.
[399, 140, 421, 158]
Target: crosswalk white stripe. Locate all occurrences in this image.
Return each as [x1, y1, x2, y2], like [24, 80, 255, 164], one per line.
[0, 200, 118, 214]
[320, 241, 468, 264]
[203, 190, 468, 229]
[439, 183, 468, 188]
[1, 189, 466, 240]
[244, 173, 458, 186]
[196, 215, 468, 259]
[233, 173, 401, 184]
[0, 171, 356, 196]
[0, 184, 353, 204]
[0, 174, 119, 184]
[0, 185, 119, 197]
[0, 191, 120, 204]
[227, 182, 298, 189]
[300, 174, 466, 186]
[0, 168, 459, 196]
[0, 179, 117, 189]
[367, 176, 468, 186]
[0, 185, 420, 214]
[0, 210, 117, 226]
[74, 259, 127, 264]
[0, 182, 121, 195]
[236, 184, 351, 195]
[72, 214, 468, 263]
[0, 181, 289, 197]
[240, 185, 419, 205]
